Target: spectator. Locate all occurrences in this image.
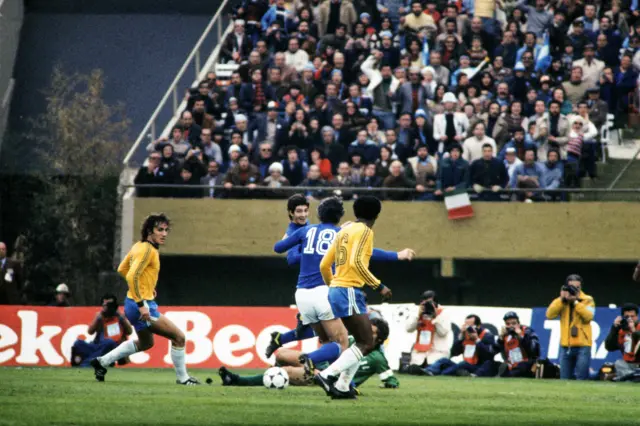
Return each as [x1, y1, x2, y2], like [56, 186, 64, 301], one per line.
[225, 73, 244, 107]
[426, 314, 497, 377]
[196, 128, 223, 164]
[564, 115, 585, 187]
[406, 144, 437, 200]
[359, 163, 383, 190]
[186, 80, 216, 114]
[180, 110, 202, 145]
[191, 97, 215, 130]
[349, 129, 380, 164]
[201, 160, 225, 199]
[298, 164, 328, 200]
[262, 162, 291, 198]
[509, 148, 544, 196]
[403, 1, 437, 36]
[343, 101, 369, 135]
[429, 51, 451, 87]
[0, 241, 22, 304]
[615, 54, 639, 122]
[470, 143, 508, 201]
[383, 160, 415, 201]
[174, 166, 201, 199]
[573, 44, 604, 89]
[318, 0, 357, 37]
[411, 109, 436, 155]
[147, 127, 191, 159]
[375, 145, 393, 179]
[309, 147, 333, 181]
[405, 290, 452, 374]
[159, 144, 180, 180]
[284, 37, 309, 73]
[498, 127, 536, 161]
[462, 122, 497, 164]
[331, 113, 355, 150]
[366, 117, 386, 146]
[134, 152, 166, 198]
[535, 101, 570, 160]
[586, 87, 609, 129]
[517, 0, 553, 37]
[221, 20, 253, 64]
[319, 126, 347, 174]
[226, 145, 243, 172]
[546, 274, 595, 380]
[224, 154, 262, 199]
[433, 92, 469, 155]
[540, 149, 564, 198]
[334, 161, 357, 199]
[70, 294, 132, 367]
[604, 303, 640, 381]
[395, 67, 430, 115]
[253, 142, 275, 179]
[562, 66, 589, 108]
[503, 147, 523, 182]
[377, 0, 407, 29]
[282, 146, 309, 186]
[240, 69, 275, 115]
[182, 148, 207, 181]
[493, 101, 529, 148]
[261, 0, 291, 32]
[50, 283, 71, 307]
[435, 144, 469, 197]
[576, 101, 599, 179]
[495, 311, 540, 378]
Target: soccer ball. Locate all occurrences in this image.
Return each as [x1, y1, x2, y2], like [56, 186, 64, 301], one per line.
[263, 367, 289, 390]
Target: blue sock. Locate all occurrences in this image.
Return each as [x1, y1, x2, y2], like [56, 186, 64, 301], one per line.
[307, 342, 342, 365]
[279, 326, 315, 345]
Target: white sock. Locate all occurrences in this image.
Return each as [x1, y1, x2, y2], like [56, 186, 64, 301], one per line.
[335, 361, 360, 392]
[171, 346, 189, 382]
[98, 340, 138, 367]
[321, 346, 363, 379]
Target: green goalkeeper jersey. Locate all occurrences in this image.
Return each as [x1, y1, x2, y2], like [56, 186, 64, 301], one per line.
[347, 337, 400, 388]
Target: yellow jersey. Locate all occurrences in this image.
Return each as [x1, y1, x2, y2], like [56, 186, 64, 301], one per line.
[320, 222, 381, 290]
[117, 241, 160, 302]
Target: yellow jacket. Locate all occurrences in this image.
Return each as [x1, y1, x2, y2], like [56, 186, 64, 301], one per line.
[546, 291, 595, 347]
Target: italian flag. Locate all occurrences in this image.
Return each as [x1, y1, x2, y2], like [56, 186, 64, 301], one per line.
[444, 189, 474, 220]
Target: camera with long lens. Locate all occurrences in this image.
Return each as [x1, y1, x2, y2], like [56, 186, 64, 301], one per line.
[103, 300, 118, 317]
[466, 325, 477, 334]
[561, 284, 579, 296]
[421, 300, 436, 317]
[620, 316, 632, 332]
[506, 326, 518, 336]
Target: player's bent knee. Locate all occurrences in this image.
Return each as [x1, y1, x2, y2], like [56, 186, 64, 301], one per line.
[172, 332, 186, 348]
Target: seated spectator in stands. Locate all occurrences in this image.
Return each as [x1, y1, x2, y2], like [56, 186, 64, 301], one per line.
[197, 128, 223, 164]
[463, 122, 497, 164]
[262, 162, 291, 198]
[349, 129, 380, 164]
[510, 148, 544, 201]
[375, 145, 393, 179]
[300, 63, 322, 101]
[201, 160, 225, 199]
[331, 113, 355, 150]
[71, 294, 132, 367]
[604, 303, 640, 381]
[495, 311, 540, 378]
[493, 81, 512, 109]
[345, 84, 373, 117]
[529, 99, 547, 124]
[396, 67, 430, 115]
[411, 109, 435, 155]
[180, 110, 202, 145]
[254, 142, 276, 179]
[586, 87, 608, 129]
[146, 126, 191, 159]
[318, 1, 356, 37]
[395, 112, 414, 150]
[282, 83, 306, 108]
[281, 146, 309, 187]
[159, 144, 180, 180]
[433, 93, 469, 155]
[343, 101, 369, 135]
[615, 54, 639, 122]
[225, 73, 244, 108]
[383, 160, 415, 201]
[359, 163, 383, 191]
[503, 147, 522, 182]
[240, 69, 275, 115]
[261, 0, 291, 33]
[435, 144, 469, 197]
[186, 80, 216, 115]
[233, 115, 255, 151]
[366, 117, 386, 146]
[135, 153, 165, 198]
[225, 145, 243, 173]
[309, 148, 333, 181]
[284, 37, 309, 73]
[470, 144, 508, 202]
[319, 126, 346, 174]
[50, 283, 71, 307]
[182, 148, 207, 181]
[174, 166, 200, 198]
[334, 161, 357, 200]
[535, 101, 569, 160]
[494, 31, 518, 69]
[564, 116, 585, 188]
[191, 97, 215, 130]
[298, 164, 327, 201]
[562, 66, 588, 108]
[221, 19, 253, 64]
[224, 154, 262, 199]
[493, 101, 529, 148]
[224, 98, 243, 129]
[498, 127, 536, 161]
[426, 314, 497, 377]
[573, 44, 604, 89]
[403, 0, 436, 36]
[540, 149, 564, 200]
[406, 145, 437, 201]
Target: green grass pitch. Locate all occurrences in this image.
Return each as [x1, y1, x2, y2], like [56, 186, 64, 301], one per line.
[1, 367, 640, 425]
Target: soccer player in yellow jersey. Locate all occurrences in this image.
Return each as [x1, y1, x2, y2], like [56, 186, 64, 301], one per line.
[90, 213, 200, 385]
[315, 196, 394, 399]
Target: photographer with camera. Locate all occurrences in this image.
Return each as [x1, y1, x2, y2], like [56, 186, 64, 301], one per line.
[70, 294, 133, 367]
[426, 314, 497, 377]
[604, 303, 640, 380]
[405, 291, 452, 374]
[496, 311, 540, 378]
[546, 274, 595, 380]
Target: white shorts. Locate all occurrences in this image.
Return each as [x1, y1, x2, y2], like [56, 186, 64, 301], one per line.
[295, 286, 335, 325]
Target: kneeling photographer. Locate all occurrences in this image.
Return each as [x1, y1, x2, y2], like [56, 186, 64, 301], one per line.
[496, 311, 540, 378]
[405, 291, 451, 374]
[604, 303, 640, 380]
[545, 274, 595, 380]
[426, 314, 497, 377]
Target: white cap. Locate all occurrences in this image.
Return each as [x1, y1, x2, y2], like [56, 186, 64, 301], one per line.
[235, 114, 248, 123]
[228, 145, 242, 155]
[234, 19, 245, 26]
[269, 162, 283, 173]
[267, 101, 278, 109]
[56, 283, 70, 293]
[442, 92, 457, 104]
[505, 147, 516, 154]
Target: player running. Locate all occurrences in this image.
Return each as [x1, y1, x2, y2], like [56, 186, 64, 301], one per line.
[90, 214, 199, 385]
[271, 197, 414, 370]
[218, 317, 398, 389]
[315, 196, 391, 399]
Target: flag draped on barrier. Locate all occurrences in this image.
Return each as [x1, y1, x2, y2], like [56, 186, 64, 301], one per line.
[444, 189, 474, 220]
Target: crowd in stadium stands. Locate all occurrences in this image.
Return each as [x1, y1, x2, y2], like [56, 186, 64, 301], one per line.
[136, 0, 640, 202]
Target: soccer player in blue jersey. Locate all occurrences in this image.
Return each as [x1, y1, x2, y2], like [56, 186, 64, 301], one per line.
[272, 197, 415, 372]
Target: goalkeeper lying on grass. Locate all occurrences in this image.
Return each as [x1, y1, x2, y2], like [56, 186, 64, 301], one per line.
[219, 317, 399, 389]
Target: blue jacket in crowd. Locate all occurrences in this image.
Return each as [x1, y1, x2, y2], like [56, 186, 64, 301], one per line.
[348, 139, 380, 164]
[539, 160, 564, 189]
[509, 162, 545, 188]
[436, 157, 470, 190]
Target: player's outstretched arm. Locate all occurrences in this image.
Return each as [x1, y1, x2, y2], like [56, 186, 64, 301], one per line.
[371, 248, 416, 262]
[273, 228, 305, 254]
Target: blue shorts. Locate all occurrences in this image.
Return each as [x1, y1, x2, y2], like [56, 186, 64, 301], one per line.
[328, 287, 367, 318]
[124, 298, 160, 332]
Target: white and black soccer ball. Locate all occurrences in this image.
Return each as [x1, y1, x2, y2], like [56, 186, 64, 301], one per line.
[263, 367, 289, 390]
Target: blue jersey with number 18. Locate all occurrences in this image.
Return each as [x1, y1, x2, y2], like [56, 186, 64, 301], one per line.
[274, 223, 339, 289]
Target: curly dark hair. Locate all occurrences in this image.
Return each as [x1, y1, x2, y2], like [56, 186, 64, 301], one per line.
[371, 317, 390, 347]
[140, 213, 171, 242]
